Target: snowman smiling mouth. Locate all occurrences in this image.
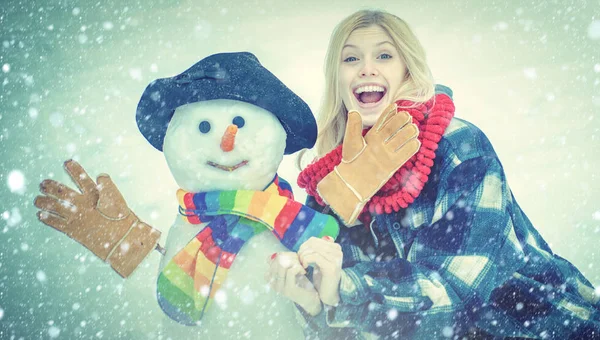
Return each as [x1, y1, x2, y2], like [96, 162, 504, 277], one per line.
[207, 160, 249, 172]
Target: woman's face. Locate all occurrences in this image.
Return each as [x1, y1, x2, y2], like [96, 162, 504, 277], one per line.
[338, 25, 407, 127]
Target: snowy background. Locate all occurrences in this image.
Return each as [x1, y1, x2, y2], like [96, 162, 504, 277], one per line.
[1, 0, 599, 338]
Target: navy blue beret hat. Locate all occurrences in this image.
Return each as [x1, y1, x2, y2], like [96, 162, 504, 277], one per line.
[136, 52, 317, 155]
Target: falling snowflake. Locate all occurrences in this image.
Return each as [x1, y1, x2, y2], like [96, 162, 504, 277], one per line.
[493, 22, 509, 31]
[442, 326, 454, 337]
[240, 286, 256, 305]
[29, 107, 38, 118]
[200, 285, 210, 297]
[48, 326, 60, 338]
[215, 290, 227, 305]
[7, 170, 25, 194]
[129, 68, 142, 80]
[36, 270, 47, 282]
[588, 20, 600, 40]
[49, 112, 64, 127]
[523, 68, 537, 80]
[3, 208, 22, 227]
[78, 34, 88, 44]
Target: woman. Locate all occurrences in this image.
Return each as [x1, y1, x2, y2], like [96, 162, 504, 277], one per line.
[266, 9, 600, 339]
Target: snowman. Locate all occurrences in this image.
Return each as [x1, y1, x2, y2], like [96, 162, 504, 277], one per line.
[34, 52, 339, 339]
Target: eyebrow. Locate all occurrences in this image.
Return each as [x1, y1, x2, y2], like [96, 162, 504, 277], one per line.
[342, 41, 395, 50]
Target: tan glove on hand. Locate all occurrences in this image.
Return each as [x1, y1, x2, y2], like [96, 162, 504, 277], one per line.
[34, 159, 161, 278]
[317, 104, 421, 225]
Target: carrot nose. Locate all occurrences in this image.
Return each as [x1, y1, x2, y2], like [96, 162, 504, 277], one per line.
[220, 124, 238, 152]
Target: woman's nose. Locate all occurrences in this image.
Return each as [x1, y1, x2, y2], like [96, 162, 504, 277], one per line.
[220, 124, 238, 152]
[359, 60, 378, 77]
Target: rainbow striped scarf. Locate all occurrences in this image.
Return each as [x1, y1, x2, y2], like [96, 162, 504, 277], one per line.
[156, 175, 339, 325]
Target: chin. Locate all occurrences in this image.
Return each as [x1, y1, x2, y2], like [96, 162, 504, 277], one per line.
[347, 99, 391, 127]
[357, 108, 384, 127]
[361, 118, 377, 127]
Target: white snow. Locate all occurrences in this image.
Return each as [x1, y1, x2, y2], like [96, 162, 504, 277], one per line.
[493, 22, 509, 31]
[29, 107, 38, 118]
[49, 112, 64, 127]
[36, 270, 47, 282]
[129, 68, 142, 80]
[66, 143, 76, 153]
[78, 34, 88, 44]
[48, 326, 60, 338]
[523, 68, 537, 80]
[588, 20, 600, 40]
[387, 308, 398, 321]
[214, 290, 227, 305]
[3, 208, 22, 227]
[442, 326, 454, 337]
[7, 170, 25, 194]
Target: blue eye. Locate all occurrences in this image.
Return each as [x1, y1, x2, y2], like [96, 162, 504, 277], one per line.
[199, 121, 211, 133]
[379, 53, 392, 60]
[233, 116, 245, 128]
[343, 56, 358, 62]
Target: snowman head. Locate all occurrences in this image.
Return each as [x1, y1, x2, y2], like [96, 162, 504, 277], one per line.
[136, 52, 317, 156]
[163, 99, 286, 192]
[136, 52, 317, 192]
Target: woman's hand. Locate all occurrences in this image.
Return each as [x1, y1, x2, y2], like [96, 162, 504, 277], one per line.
[298, 236, 343, 306]
[316, 105, 420, 224]
[266, 252, 322, 316]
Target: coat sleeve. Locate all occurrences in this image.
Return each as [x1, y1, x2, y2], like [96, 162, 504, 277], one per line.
[297, 155, 528, 339]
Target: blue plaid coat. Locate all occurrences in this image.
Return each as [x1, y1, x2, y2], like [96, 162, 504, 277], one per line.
[296, 90, 600, 339]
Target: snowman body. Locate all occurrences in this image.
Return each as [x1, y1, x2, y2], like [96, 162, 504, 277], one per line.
[157, 99, 305, 339]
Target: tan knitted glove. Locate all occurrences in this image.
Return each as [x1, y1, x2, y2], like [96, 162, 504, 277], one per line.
[34, 160, 161, 278]
[317, 104, 420, 225]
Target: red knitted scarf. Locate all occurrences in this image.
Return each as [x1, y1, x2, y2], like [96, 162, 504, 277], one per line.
[298, 93, 455, 223]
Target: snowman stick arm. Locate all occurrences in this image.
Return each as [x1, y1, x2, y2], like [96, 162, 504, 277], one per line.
[155, 243, 166, 256]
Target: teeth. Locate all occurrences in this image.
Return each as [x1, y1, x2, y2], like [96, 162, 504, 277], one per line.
[355, 85, 385, 94]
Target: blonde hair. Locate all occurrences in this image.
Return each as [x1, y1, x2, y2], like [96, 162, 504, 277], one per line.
[309, 9, 435, 160]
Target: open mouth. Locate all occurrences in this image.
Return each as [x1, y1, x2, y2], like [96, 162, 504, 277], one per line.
[353, 84, 387, 107]
[207, 160, 249, 172]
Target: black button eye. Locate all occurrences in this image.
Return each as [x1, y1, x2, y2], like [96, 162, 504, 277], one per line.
[232, 116, 245, 128]
[199, 121, 211, 133]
